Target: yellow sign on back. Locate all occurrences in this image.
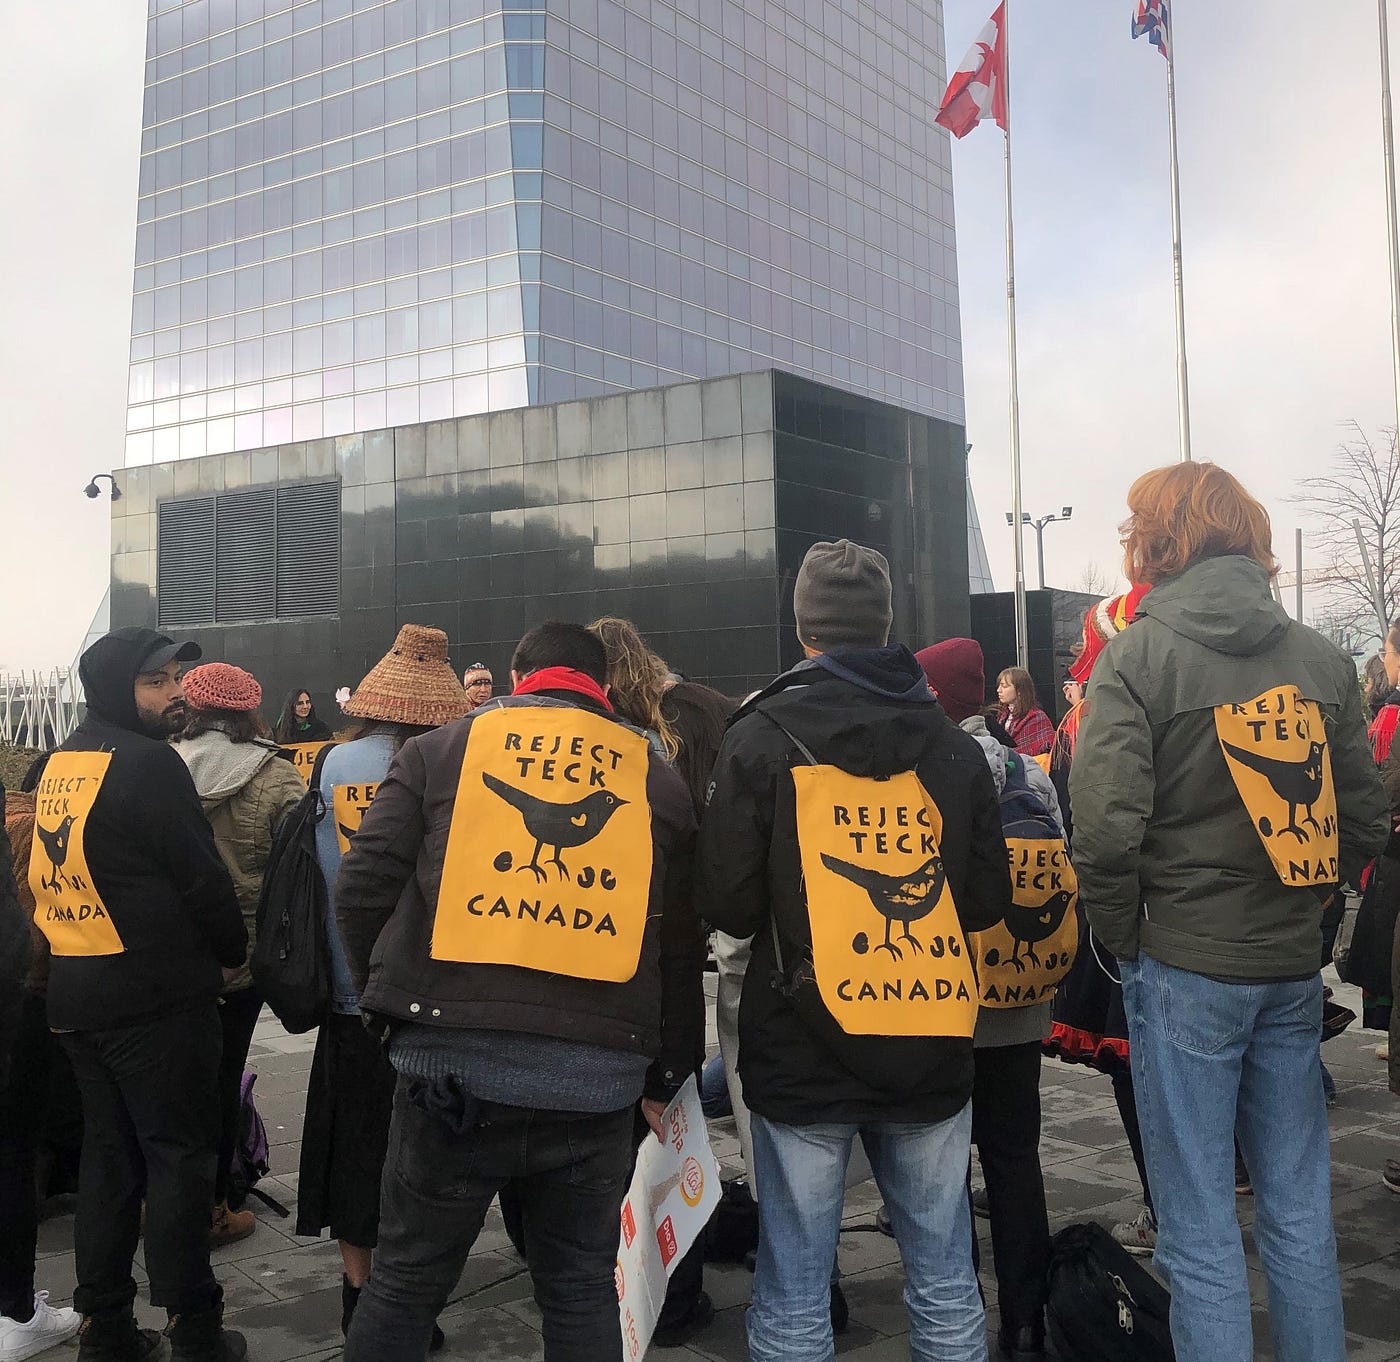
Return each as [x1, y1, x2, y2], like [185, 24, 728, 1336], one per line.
[792, 766, 977, 1038]
[284, 741, 335, 784]
[1216, 686, 1338, 887]
[433, 706, 654, 982]
[29, 751, 124, 957]
[333, 782, 380, 854]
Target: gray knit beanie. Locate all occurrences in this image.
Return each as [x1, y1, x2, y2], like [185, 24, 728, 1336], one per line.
[793, 540, 893, 650]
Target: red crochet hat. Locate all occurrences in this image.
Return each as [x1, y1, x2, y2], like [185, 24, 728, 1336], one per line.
[182, 662, 263, 714]
[914, 638, 985, 723]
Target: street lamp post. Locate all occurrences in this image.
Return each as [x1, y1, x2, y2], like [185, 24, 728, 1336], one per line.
[1005, 506, 1073, 590]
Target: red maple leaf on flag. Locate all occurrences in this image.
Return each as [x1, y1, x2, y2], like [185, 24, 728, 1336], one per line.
[936, 4, 1008, 140]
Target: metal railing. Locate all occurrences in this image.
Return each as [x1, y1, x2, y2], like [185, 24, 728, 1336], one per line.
[0, 668, 83, 750]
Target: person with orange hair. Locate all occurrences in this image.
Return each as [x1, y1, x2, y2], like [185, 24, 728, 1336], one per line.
[1070, 462, 1388, 1362]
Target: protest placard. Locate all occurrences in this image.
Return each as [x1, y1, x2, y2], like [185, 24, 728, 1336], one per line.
[616, 1075, 720, 1360]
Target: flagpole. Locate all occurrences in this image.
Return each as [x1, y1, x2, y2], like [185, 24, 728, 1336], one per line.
[1002, 3, 1029, 668]
[1164, 17, 1192, 462]
[1379, 0, 1400, 443]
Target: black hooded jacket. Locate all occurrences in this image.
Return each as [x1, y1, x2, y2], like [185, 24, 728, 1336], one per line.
[42, 629, 245, 1030]
[695, 646, 1011, 1125]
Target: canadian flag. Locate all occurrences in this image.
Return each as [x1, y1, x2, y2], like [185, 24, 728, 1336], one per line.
[935, 4, 1008, 140]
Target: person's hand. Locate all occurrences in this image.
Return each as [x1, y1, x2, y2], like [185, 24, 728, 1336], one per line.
[641, 1098, 668, 1142]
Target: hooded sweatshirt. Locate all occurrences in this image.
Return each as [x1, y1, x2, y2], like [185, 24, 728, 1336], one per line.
[696, 645, 1011, 1125]
[1070, 556, 1388, 980]
[41, 629, 245, 1030]
[176, 727, 305, 991]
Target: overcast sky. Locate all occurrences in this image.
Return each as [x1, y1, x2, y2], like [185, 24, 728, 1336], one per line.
[0, 1, 1395, 669]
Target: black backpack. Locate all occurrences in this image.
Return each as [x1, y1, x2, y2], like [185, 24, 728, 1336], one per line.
[1047, 1222, 1175, 1361]
[250, 749, 332, 1034]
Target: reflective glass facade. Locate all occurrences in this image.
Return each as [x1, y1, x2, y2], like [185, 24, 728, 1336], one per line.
[126, 0, 961, 465]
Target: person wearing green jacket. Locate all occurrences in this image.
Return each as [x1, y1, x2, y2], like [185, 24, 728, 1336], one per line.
[1070, 462, 1388, 1362]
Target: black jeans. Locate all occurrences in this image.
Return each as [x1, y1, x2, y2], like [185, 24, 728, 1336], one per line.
[0, 994, 53, 1320]
[345, 1078, 634, 1362]
[213, 988, 264, 1205]
[971, 1041, 1051, 1335]
[61, 1004, 223, 1318]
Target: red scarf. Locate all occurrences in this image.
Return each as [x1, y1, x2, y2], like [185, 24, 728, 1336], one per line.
[512, 666, 613, 712]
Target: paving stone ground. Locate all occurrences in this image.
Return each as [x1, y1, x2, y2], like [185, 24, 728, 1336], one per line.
[32, 970, 1400, 1360]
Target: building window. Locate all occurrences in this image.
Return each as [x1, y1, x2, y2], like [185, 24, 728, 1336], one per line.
[157, 481, 340, 627]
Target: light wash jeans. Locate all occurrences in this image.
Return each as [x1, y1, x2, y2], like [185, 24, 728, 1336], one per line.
[748, 1105, 986, 1362]
[1120, 953, 1344, 1362]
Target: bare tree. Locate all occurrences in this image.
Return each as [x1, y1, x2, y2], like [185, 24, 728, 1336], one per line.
[1292, 421, 1400, 637]
[1075, 562, 1114, 597]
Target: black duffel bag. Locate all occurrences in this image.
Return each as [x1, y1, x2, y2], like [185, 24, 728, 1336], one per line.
[1047, 1222, 1174, 1362]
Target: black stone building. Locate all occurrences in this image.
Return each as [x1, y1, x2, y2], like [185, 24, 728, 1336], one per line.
[109, 370, 971, 711]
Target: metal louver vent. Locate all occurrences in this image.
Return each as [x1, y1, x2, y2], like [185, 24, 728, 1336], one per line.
[276, 481, 340, 618]
[215, 487, 277, 623]
[155, 480, 340, 626]
[156, 497, 216, 627]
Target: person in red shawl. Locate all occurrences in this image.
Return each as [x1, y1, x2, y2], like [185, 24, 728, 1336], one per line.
[994, 667, 1055, 757]
[1041, 584, 1160, 1255]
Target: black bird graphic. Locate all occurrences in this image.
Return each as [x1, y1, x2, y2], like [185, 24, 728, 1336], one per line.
[991, 889, 1077, 973]
[819, 853, 946, 961]
[36, 815, 78, 895]
[482, 772, 627, 882]
[338, 822, 359, 844]
[1220, 739, 1327, 842]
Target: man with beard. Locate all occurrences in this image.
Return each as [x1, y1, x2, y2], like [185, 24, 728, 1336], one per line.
[36, 628, 247, 1362]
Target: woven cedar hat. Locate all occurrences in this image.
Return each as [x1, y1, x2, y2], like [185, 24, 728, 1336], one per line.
[343, 624, 471, 727]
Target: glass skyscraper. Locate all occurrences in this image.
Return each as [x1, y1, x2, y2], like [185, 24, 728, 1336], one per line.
[125, 0, 962, 465]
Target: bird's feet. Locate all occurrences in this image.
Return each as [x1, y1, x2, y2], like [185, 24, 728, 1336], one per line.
[1024, 946, 1043, 970]
[516, 861, 549, 883]
[900, 931, 924, 956]
[549, 854, 571, 881]
[1279, 824, 1308, 844]
[874, 941, 905, 963]
[1007, 953, 1027, 974]
[1303, 814, 1323, 835]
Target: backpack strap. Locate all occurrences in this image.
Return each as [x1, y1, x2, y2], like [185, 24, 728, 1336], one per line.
[759, 713, 820, 991]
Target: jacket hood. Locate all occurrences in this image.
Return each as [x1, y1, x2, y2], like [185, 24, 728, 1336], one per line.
[175, 729, 282, 805]
[744, 645, 949, 779]
[959, 716, 1008, 795]
[78, 627, 199, 734]
[1137, 557, 1288, 658]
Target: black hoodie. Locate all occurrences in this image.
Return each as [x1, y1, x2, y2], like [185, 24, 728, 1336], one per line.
[42, 629, 245, 1031]
[695, 645, 1011, 1125]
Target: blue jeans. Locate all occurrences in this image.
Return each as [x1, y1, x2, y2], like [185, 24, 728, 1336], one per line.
[1120, 955, 1343, 1362]
[749, 1105, 986, 1362]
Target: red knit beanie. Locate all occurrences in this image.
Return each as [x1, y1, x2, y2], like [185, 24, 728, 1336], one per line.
[182, 662, 263, 714]
[914, 638, 985, 723]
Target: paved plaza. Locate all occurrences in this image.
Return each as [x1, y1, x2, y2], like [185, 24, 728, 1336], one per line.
[32, 972, 1400, 1361]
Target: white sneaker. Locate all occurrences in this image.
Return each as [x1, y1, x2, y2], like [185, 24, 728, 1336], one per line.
[1110, 1206, 1157, 1257]
[0, 1293, 82, 1361]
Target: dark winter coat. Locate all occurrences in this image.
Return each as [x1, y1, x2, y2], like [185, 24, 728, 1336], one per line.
[1071, 556, 1388, 980]
[42, 630, 246, 1031]
[694, 646, 1011, 1126]
[0, 785, 30, 1083]
[335, 692, 705, 1101]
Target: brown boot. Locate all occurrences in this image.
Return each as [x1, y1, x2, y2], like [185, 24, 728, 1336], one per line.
[209, 1200, 256, 1247]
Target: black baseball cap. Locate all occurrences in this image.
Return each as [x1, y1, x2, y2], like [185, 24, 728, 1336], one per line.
[136, 633, 202, 674]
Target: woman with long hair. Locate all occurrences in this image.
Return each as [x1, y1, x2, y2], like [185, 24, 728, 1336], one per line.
[587, 617, 679, 759]
[295, 626, 469, 1347]
[995, 667, 1054, 757]
[173, 663, 306, 1245]
[273, 688, 332, 744]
